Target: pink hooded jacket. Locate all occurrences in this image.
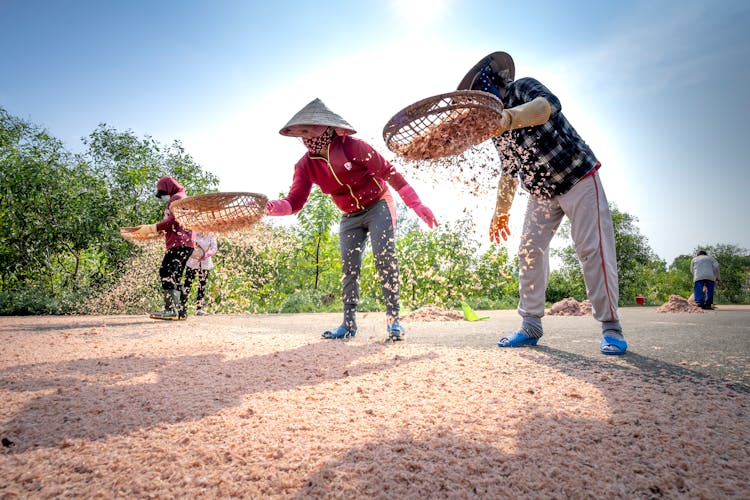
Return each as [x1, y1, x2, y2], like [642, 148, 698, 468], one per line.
[155, 176, 194, 250]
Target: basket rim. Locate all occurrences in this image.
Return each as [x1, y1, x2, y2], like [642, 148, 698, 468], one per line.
[394, 89, 501, 112]
[119, 226, 163, 241]
[383, 90, 503, 147]
[172, 191, 268, 202]
[170, 191, 268, 233]
[171, 192, 268, 210]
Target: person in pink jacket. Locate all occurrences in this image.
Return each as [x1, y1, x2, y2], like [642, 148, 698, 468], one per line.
[131, 175, 195, 320]
[182, 231, 218, 316]
[266, 98, 437, 341]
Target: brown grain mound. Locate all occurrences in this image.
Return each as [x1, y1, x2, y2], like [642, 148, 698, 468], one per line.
[401, 305, 464, 322]
[656, 294, 706, 314]
[548, 298, 592, 316]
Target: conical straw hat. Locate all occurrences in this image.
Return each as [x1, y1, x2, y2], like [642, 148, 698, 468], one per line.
[457, 51, 515, 90]
[279, 98, 357, 136]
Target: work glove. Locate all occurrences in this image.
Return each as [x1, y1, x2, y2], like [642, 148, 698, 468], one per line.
[489, 214, 510, 244]
[265, 199, 293, 216]
[489, 175, 518, 244]
[492, 96, 552, 136]
[132, 224, 158, 237]
[397, 185, 438, 228]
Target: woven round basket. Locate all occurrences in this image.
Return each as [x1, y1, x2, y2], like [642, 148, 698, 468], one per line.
[171, 192, 268, 233]
[383, 90, 504, 161]
[119, 226, 163, 242]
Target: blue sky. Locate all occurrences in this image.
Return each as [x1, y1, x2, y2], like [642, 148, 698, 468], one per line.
[2, 0, 749, 265]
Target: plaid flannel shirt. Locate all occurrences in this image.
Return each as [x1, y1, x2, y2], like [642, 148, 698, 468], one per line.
[493, 77, 599, 198]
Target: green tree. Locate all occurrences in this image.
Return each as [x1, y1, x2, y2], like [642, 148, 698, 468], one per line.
[80, 125, 219, 283]
[291, 187, 340, 292]
[662, 254, 694, 300]
[473, 243, 519, 308]
[392, 212, 516, 309]
[82, 124, 219, 227]
[0, 109, 111, 297]
[0, 109, 221, 314]
[550, 204, 659, 304]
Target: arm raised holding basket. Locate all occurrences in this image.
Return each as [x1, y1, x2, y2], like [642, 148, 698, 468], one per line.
[495, 96, 552, 134]
[454, 50, 627, 355]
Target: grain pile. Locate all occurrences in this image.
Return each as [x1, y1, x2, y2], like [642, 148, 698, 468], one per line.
[656, 295, 706, 314]
[579, 300, 592, 315]
[548, 298, 592, 316]
[395, 107, 502, 162]
[1, 313, 748, 498]
[401, 305, 464, 322]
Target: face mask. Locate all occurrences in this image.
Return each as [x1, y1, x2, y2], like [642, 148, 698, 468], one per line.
[303, 127, 335, 155]
[160, 195, 171, 202]
[472, 63, 508, 99]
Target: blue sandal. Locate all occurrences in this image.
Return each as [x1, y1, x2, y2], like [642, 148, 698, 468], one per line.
[600, 335, 627, 355]
[322, 326, 356, 340]
[497, 331, 539, 348]
[387, 321, 405, 341]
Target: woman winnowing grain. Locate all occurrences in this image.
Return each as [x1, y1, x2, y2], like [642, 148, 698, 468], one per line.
[265, 98, 438, 341]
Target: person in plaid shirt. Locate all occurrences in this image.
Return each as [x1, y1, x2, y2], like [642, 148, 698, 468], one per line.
[458, 51, 627, 355]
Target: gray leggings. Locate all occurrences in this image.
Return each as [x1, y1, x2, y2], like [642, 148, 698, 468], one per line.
[339, 199, 400, 330]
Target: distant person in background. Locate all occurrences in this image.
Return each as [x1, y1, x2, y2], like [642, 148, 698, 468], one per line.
[457, 51, 627, 355]
[691, 250, 720, 309]
[182, 231, 218, 316]
[265, 98, 437, 341]
[130, 175, 194, 320]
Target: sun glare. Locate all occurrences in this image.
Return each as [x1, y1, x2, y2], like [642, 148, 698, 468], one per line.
[392, 0, 447, 27]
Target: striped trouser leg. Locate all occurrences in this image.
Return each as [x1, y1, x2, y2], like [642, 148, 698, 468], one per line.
[517, 195, 565, 319]
[559, 173, 619, 322]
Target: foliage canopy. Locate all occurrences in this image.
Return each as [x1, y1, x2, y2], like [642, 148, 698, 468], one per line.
[1, 107, 748, 314]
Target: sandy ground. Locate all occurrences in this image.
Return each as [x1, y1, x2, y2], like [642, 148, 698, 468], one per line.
[1, 308, 749, 498]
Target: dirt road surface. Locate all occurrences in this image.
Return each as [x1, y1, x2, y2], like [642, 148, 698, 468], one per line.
[1, 306, 748, 498]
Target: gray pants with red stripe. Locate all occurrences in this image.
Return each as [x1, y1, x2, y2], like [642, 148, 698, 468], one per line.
[518, 172, 620, 323]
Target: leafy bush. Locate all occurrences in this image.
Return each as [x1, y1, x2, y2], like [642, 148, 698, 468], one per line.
[4, 108, 747, 315]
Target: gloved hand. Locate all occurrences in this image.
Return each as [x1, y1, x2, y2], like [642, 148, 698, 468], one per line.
[489, 213, 511, 244]
[265, 199, 293, 216]
[397, 185, 438, 228]
[413, 204, 438, 229]
[493, 96, 552, 135]
[133, 224, 158, 237]
[489, 175, 517, 244]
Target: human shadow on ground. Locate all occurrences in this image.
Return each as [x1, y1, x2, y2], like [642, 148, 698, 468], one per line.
[294, 427, 696, 498]
[534, 346, 750, 393]
[0, 342, 438, 452]
[296, 348, 750, 498]
[0, 317, 157, 333]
